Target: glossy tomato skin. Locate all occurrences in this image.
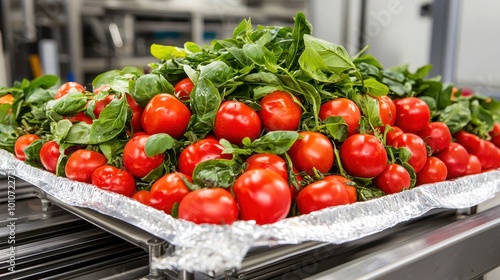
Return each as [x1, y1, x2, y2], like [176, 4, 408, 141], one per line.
[65, 150, 107, 183]
[288, 131, 334, 175]
[125, 94, 144, 132]
[174, 78, 194, 101]
[40, 141, 61, 173]
[55, 82, 85, 99]
[416, 156, 448, 185]
[178, 139, 231, 176]
[93, 94, 115, 118]
[436, 142, 469, 179]
[417, 122, 452, 154]
[477, 140, 499, 170]
[385, 125, 404, 144]
[150, 173, 192, 214]
[389, 133, 428, 173]
[233, 169, 291, 225]
[141, 94, 191, 138]
[66, 112, 93, 124]
[178, 188, 238, 225]
[323, 175, 357, 203]
[489, 123, 500, 148]
[15, 134, 40, 161]
[319, 98, 361, 136]
[464, 154, 482, 175]
[132, 190, 152, 206]
[376, 95, 396, 126]
[394, 97, 430, 133]
[340, 134, 387, 178]
[91, 165, 136, 197]
[245, 153, 288, 181]
[258, 91, 302, 131]
[455, 131, 496, 170]
[297, 179, 350, 214]
[374, 164, 411, 194]
[214, 101, 262, 145]
[123, 135, 164, 178]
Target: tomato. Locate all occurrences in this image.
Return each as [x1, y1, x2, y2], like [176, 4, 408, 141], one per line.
[174, 78, 194, 101]
[374, 164, 411, 194]
[288, 131, 334, 175]
[389, 133, 428, 173]
[179, 188, 238, 225]
[91, 165, 136, 197]
[245, 153, 288, 181]
[489, 123, 500, 148]
[141, 94, 191, 138]
[455, 131, 496, 170]
[40, 141, 61, 173]
[375, 95, 396, 126]
[340, 134, 387, 178]
[93, 94, 115, 118]
[394, 97, 430, 133]
[65, 150, 107, 183]
[93, 84, 110, 94]
[417, 122, 451, 154]
[297, 179, 350, 214]
[385, 125, 404, 144]
[214, 101, 262, 145]
[323, 175, 357, 203]
[178, 139, 232, 176]
[66, 112, 93, 124]
[436, 142, 469, 179]
[233, 169, 291, 225]
[0, 94, 14, 105]
[14, 134, 40, 161]
[416, 156, 448, 185]
[150, 173, 192, 214]
[454, 131, 482, 154]
[478, 140, 499, 170]
[123, 134, 165, 178]
[55, 82, 85, 99]
[125, 94, 144, 132]
[132, 190, 152, 206]
[319, 98, 361, 136]
[258, 91, 302, 131]
[464, 154, 482, 175]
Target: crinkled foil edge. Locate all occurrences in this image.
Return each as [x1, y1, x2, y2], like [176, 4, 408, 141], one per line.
[1, 149, 499, 274]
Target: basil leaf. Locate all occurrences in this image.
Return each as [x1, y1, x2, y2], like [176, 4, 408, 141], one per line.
[132, 74, 174, 106]
[26, 75, 59, 93]
[353, 54, 383, 69]
[249, 131, 299, 154]
[56, 154, 68, 177]
[64, 122, 91, 144]
[298, 48, 335, 83]
[99, 140, 126, 163]
[242, 43, 278, 72]
[438, 103, 471, 134]
[52, 92, 88, 115]
[193, 159, 240, 188]
[145, 133, 176, 157]
[150, 44, 186, 60]
[232, 18, 252, 39]
[286, 12, 312, 70]
[24, 139, 43, 167]
[414, 64, 433, 80]
[470, 100, 494, 135]
[227, 47, 253, 67]
[141, 163, 164, 183]
[92, 70, 121, 88]
[189, 78, 221, 137]
[26, 88, 55, 104]
[184, 41, 202, 53]
[89, 98, 130, 144]
[200, 61, 234, 87]
[253, 86, 283, 100]
[297, 80, 322, 127]
[363, 78, 389, 97]
[320, 116, 348, 142]
[52, 119, 73, 143]
[243, 72, 283, 86]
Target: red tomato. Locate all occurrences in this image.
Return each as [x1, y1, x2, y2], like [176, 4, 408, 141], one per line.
[375, 95, 396, 126]
[123, 134, 165, 178]
[40, 141, 61, 173]
[174, 78, 194, 101]
[132, 190, 152, 206]
[55, 82, 85, 99]
[93, 84, 110, 94]
[14, 134, 40, 161]
[150, 173, 191, 214]
[489, 123, 500, 148]
[436, 142, 469, 179]
[141, 94, 191, 138]
[233, 169, 291, 225]
[214, 101, 262, 145]
[178, 139, 232, 176]
[179, 188, 238, 225]
[288, 131, 334, 175]
[126, 94, 144, 132]
[385, 125, 404, 144]
[374, 164, 411, 194]
[245, 153, 288, 181]
[454, 131, 482, 154]
[394, 97, 430, 133]
[297, 179, 350, 214]
[323, 175, 357, 203]
[319, 98, 361, 136]
[93, 94, 115, 118]
[65, 150, 107, 183]
[417, 122, 452, 154]
[258, 91, 302, 131]
[340, 134, 387, 178]
[66, 112, 93, 124]
[389, 133, 428, 173]
[416, 156, 448, 185]
[91, 165, 136, 197]
[464, 154, 482, 175]
[478, 140, 499, 170]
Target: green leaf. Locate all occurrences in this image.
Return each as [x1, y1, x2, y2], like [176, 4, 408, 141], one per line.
[184, 41, 202, 53]
[200, 61, 234, 87]
[242, 43, 278, 72]
[24, 139, 43, 167]
[145, 133, 176, 157]
[419, 96, 437, 113]
[141, 163, 164, 183]
[253, 86, 283, 100]
[132, 74, 174, 107]
[438, 103, 472, 134]
[299, 48, 336, 83]
[89, 98, 130, 144]
[243, 72, 283, 86]
[438, 84, 453, 111]
[64, 122, 91, 144]
[109, 78, 130, 93]
[56, 154, 68, 177]
[286, 12, 312, 69]
[150, 44, 187, 60]
[99, 140, 126, 163]
[297, 80, 322, 127]
[470, 100, 494, 135]
[219, 138, 251, 157]
[353, 54, 383, 69]
[193, 159, 241, 188]
[232, 18, 252, 39]
[92, 70, 121, 89]
[26, 75, 59, 93]
[52, 92, 88, 115]
[357, 94, 383, 128]
[363, 78, 389, 96]
[26, 88, 55, 104]
[319, 116, 348, 142]
[249, 131, 299, 154]
[414, 64, 433, 80]
[189, 78, 221, 137]
[227, 47, 253, 67]
[52, 119, 73, 143]
[183, 65, 199, 84]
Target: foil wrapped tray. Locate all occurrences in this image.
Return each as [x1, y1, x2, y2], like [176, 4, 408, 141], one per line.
[1, 149, 499, 274]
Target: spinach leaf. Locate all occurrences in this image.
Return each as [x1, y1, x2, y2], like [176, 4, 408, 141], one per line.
[438, 103, 472, 134]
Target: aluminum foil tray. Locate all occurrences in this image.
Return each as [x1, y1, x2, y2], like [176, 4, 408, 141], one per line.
[1, 149, 499, 274]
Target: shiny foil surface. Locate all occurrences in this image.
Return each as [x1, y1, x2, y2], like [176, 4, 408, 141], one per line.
[1, 149, 499, 274]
